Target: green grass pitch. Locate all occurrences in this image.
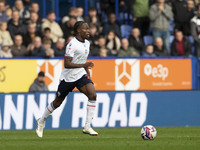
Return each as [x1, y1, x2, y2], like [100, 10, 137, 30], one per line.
[0, 127, 200, 150]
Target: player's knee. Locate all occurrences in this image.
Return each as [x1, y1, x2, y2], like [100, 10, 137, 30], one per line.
[88, 93, 97, 100]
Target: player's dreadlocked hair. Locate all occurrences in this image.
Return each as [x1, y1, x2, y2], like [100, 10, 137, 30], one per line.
[74, 21, 85, 35]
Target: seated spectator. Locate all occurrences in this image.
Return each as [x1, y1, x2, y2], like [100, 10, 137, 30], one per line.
[0, 1, 8, 22]
[106, 30, 121, 56]
[61, 16, 77, 40]
[0, 22, 13, 46]
[88, 24, 99, 50]
[23, 0, 32, 11]
[154, 37, 168, 56]
[61, 7, 81, 24]
[29, 71, 49, 92]
[8, 10, 27, 40]
[5, 7, 12, 21]
[27, 11, 42, 34]
[149, 0, 173, 52]
[91, 36, 111, 56]
[42, 11, 63, 43]
[191, 4, 200, 57]
[76, 7, 84, 21]
[31, 2, 43, 23]
[0, 40, 13, 58]
[118, 38, 140, 57]
[13, 0, 30, 21]
[27, 36, 46, 57]
[23, 23, 41, 47]
[142, 44, 156, 57]
[99, 48, 108, 57]
[42, 27, 54, 44]
[42, 39, 54, 58]
[171, 30, 192, 56]
[128, 27, 145, 55]
[54, 38, 65, 57]
[84, 7, 101, 30]
[11, 34, 29, 56]
[102, 13, 121, 38]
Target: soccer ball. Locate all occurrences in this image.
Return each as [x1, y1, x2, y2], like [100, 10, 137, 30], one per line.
[141, 125, 157, 140]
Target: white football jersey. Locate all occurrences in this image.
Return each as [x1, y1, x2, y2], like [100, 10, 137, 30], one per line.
[59, 37, 90, 82]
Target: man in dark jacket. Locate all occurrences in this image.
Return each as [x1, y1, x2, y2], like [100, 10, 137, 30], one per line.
[172, 0, 191, 35]
[29, 71, 49, 92]
[54, 38, 66, 57]
[154, 37, 168, 56]
[171, 30, 191, 56]
[8, 10, 27, 40]
[128, 27, 145, 55]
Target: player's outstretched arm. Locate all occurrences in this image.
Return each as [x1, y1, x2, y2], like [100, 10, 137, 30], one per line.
[64, 57, 94, 69]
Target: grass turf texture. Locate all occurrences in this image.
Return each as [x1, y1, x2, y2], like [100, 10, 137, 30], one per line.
[0, 127, 200, 150]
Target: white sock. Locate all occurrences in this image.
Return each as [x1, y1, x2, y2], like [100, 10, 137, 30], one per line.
[39, 102, 55, 124]
[85, 100, 96, 127]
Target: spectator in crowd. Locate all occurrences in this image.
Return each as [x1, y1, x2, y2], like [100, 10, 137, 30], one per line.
[106, 30, 121, 56]
[130, 0, 154, 37]
[23, 23, 41, 47]
[149, 0, 173, 52]
[191, 4, 200, 57]
[42, 39, 54, 58]
[27, 12, 42, 33]
[142, 44, 156, 57]
[154, 37, 168, 56]
[172, 0, 193, 35]
[42, 27, 53, 44]
[0, 1, 8, 22]
[42, 11, 63, 43]
[27, 36, 46, 57]
[61, 7, 78, 24]
[23, 0, 32, 11]
[0, 40, 13, 58]
[91, 36, 111, 56]
[61, 16, 77, 40]
[118, 38, 140, 57]
[88, 24, 99, 50]
[8, 10, 27, 40]
[100, 0, 115, 19]
[186, 0, 196, 35]
[54, 38, 65, 57]
[84, 7, 101, 30]
[0, 22, 13, 46]
[29, 71, 49, 92]
[31, 2, 43, 22]
[13, 0, 30, 21]
[99, 48, 108, 57]
[5, 7, 12, 21]
[128, 27, 145, 55]
[11, 34, 29, 56]
[171, 30, 192, 56]
[76, 6, 84, 21]
[102, 13, 121, 38]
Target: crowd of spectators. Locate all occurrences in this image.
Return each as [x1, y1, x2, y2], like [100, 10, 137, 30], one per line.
[0, 0, 200, 58]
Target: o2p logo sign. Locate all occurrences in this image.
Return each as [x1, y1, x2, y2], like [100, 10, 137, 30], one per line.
[144, 63, 169, 80]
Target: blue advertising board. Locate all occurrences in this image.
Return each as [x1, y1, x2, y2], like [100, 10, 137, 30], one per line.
[0, 91, 200, 130]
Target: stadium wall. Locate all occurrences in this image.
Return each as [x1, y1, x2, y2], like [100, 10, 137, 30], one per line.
[0, 91, 200, 131]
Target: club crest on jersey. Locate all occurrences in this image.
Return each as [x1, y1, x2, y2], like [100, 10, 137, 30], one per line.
[68, 43, 72, 50]
[85, 49, 87, 54]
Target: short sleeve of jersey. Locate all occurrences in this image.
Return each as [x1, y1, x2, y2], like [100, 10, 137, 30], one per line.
[65, 42, 75, 58]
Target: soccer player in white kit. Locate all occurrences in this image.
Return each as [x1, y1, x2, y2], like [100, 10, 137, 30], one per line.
[36, 21, 98, 137]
